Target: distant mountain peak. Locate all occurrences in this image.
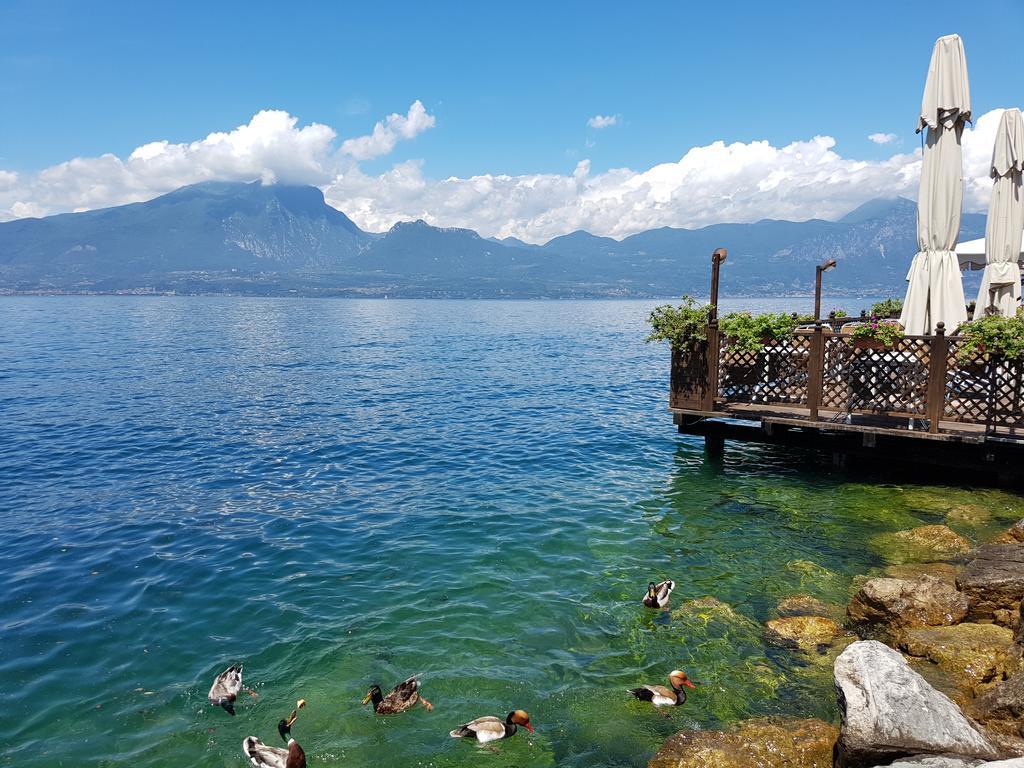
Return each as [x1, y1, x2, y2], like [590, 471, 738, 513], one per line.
[839, 197, 915, 224]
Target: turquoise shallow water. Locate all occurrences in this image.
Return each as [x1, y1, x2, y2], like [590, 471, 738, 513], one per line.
[1, 297, 1022, 768]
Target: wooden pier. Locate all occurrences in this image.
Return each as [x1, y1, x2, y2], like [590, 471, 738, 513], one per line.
[669, 319, 1024, 485]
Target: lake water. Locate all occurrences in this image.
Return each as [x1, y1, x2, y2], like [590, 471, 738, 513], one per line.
[2, 297, 1021, 768]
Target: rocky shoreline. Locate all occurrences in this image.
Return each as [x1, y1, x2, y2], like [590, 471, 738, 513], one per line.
[650, 518, 1024, 768]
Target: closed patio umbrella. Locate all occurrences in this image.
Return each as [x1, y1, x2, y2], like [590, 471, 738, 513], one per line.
[900, 34, 971, 335]
[975, 108, 1024, 317]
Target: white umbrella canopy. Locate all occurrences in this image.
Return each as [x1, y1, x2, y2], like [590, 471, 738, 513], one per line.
[975, 108, 1024, 317]
[900, 34, 971, 335]
[956, 234, 1024, 268]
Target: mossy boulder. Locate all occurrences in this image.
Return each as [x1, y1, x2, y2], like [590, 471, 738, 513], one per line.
[648, 717, 837, 768]
[898, 623, 1021, 698]
[965, 671, 1024, 740]
[847, 576, 968, 640]
[872, 525, 973, 564]
[764, 616, 844, 652]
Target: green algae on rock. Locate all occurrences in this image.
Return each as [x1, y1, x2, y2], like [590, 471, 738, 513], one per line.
[776, 594, 841, 619]
[764, 616, 844, 652]
[648, 717, 838, 768]
[872, 525, 973, 564]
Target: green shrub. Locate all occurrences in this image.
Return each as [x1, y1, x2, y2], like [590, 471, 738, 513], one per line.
[870, 298, 903, 318]
[956, 310, 1024, 362]
[719, 311, 801, 353]
[646, 296, 712, 350]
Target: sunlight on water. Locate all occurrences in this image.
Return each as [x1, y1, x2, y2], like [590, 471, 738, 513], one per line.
[1, 297, 1020, 767]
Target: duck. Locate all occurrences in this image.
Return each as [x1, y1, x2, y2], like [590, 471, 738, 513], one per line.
[642, 580, 675, 609]
[449, 710, 534, 744]
[363, 675, 433, 714]
[208, 664, 243, 716]
[241, 734, 306, 768]
[628, 670, 697, 707]
[277, 699, 305, 740]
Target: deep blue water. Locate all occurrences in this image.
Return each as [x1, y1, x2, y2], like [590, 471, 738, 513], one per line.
[3, 297, 1018, 768]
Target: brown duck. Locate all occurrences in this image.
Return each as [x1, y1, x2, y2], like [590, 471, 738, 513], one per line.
[362, 675, 433, 714]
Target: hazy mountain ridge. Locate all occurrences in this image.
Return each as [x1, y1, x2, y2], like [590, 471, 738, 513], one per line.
[0, 181, 986, 297]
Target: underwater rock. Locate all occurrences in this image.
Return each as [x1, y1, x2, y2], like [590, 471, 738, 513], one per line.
[947, 503, 997, 525]
[957, 546, 1024, 627]
[833, 640, 998, 767]
[873, 525, 973, 564]
[764, 615, 843, 652]
[898, 624, 1020, 698]
[777, 594, 836, 617]
[966, 672, 1024, 741]
[847, 576, 968, 640]
[883, 562, 961, 586]
[993, 520, 1024, 546]
[648, 717, 837, 768]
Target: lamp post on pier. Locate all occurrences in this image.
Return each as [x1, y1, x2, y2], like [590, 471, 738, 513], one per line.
[710, 248, 727, 322]
[815, 258, 837, 321]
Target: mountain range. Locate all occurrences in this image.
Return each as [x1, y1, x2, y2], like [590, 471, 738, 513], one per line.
[0, 181, 986, 298]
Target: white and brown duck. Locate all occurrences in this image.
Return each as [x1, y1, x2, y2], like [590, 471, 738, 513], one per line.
[241, 734, 306, 768]
[449, 709, 534, 744]
[628, 669, 697, 707]
[363, 675, 433, 714]
[208, 664, 244, 716]
[243, 702, 307, 768]
[642, 580, 675, 609]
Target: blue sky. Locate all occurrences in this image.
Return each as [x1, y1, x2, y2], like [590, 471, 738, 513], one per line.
[1, 0, 1022, 240]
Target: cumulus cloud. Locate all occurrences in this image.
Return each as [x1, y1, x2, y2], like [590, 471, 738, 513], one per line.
[2, 106, 1017, 241]
[340, 100, 435, 160]
[0, 103, 431, 221]
[587, 114, 619, 129]
[868, 132, 899, 145]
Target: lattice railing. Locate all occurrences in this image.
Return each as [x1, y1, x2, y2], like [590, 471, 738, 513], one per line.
[668, 325, 1024, 434]
[944, 339, 1024, 427]
[717, 333, 811, 405]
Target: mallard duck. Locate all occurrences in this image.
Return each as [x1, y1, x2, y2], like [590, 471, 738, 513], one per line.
[628, 670, 697, 707]
[277, 699, 305, 740]
[642, 580, 675, 609]
[241, 735, 306, 768]
[449, 710, 533, 744]
[363, 675, 433, 714]
[208, 664, 243, 715]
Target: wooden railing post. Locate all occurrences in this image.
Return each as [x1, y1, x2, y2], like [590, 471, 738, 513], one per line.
[926, 322, 949, 433]
[807, 320, 825, 420]
[703, 322, 720, 413]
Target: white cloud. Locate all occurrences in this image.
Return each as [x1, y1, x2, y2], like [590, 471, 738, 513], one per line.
[340, 100, 435, 161]
[587, 114, 619, 129]
[868, 132, 899, 145]
[2, 106, 1017, 243]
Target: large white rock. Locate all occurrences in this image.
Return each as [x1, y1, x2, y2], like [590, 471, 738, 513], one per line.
[872, 758, 1024, 767]
[834, 640, 999, 767]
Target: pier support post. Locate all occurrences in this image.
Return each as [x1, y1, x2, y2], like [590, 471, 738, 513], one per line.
[705, 433, 725, 460]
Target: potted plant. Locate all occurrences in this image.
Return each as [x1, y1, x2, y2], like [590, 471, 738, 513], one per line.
[955, 310, 1024, 364]
[719, 311, 801, 353]
[646, 295, 712, 351]
[848, 317, 903, 351]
